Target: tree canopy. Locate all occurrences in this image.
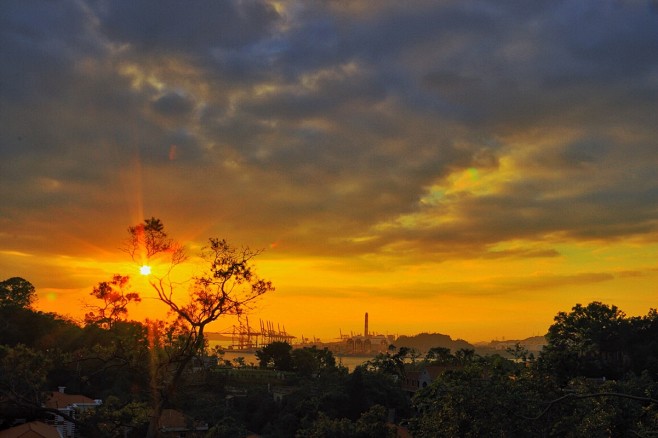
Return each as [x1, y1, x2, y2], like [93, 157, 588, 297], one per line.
[541, 301, 635, 380]
[0, 277, 36, 309]
[84, 275, 141, 328]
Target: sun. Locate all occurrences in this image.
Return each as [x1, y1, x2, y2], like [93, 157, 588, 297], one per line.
[139, 265, 152, 276]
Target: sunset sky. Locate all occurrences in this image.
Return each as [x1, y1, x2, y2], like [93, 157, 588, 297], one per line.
[2, 1, 658, 343]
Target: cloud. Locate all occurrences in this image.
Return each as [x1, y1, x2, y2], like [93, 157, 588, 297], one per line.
[95, 0, 280, 53]
[1, 0, 657, 269]
[290, 270, 619, 301]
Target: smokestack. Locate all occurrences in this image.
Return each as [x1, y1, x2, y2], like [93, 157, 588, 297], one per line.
[364, 312, 369, 337]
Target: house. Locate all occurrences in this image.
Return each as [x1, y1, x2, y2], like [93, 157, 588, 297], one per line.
[158, 409, 209, 438]
[44, 387, 101, 438]
[270, 385, 297, 402]
[401, 364, 461, 393]
[0, 421, 62, 438]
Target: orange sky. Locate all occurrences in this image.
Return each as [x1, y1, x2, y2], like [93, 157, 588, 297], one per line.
[21, 220, 658, 343]
[2, 1, 658, 343]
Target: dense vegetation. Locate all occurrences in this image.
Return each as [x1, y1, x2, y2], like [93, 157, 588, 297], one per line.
[4, 264, 658, 436]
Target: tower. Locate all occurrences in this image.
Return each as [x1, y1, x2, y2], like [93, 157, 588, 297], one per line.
[364, 312, 369, 337]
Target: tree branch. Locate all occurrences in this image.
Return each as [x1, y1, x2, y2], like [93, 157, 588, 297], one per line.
[519, 392, 658, 421]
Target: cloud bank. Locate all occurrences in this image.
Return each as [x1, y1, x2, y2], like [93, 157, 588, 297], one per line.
[1, 0, 657, 293]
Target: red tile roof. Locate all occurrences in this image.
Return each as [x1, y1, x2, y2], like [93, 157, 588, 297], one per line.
[0, 421, 61, 438]
[44, 392, 96, 409]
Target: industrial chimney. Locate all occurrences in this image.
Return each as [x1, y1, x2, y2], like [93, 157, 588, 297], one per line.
[364, 312, 369, 338]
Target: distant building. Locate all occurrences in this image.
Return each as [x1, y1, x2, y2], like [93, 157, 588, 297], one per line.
[271, 386, 298, 403]
[340, 312, 394, 354]
[344, 334, 391, 354]
[401, 364, 461, 394]
[44, 387, 101, 438]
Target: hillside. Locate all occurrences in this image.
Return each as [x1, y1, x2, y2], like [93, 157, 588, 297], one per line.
[393, 332, 474, 353]
[474, 335, 547, 356]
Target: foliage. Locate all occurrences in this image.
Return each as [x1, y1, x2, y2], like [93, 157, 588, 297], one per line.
[294, 405, 396, 438]
[409, 355, 554, 437]
[84, 275, 141, 328]
[0, 344, 53, 411]
[424, 346, 454, 364]
[205, 416, 248, 438]
[256, 343, 338, 376]
[627, 308, 658, 378]
[541, 301, 632, 380]
[0, 306, 81, 349]
[291, 346, 337, 377]
[78, 396, 150, 438]
[362, 346, 409, 378]
[71, 321, 150, 399]
[222, 354, 409, 436]
[0, 277, 36, 309]
[125, 216, 185, 262]
[124, 218, 275, 437]
[345, 365, 411, 421]
[256, 341, 293, 371]
[409, 303, 658, 437]
[506, 342, 534, 363]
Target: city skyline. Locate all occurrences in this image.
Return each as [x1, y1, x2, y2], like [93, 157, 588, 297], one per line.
[2, 1, 658, 342]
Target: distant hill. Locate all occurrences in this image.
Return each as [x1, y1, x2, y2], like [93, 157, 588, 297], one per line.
[205, 332, 233, 342]
[393, 332, 474, 354]
[474, 335, 547, 355]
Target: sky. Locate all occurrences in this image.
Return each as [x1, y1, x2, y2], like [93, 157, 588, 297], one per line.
[2, 0, 658, 343]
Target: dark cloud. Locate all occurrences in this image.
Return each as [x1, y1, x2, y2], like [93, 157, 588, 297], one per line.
[1, 0, 658, 264]
[0, 2, 86, 98]
[92, 0, 280, 53]
[151, 91, 195, 117]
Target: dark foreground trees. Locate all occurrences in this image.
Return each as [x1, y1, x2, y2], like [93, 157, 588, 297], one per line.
[409, 354, 658, 437]
[255, 342, 338, 378]
[540, 301, 630, 380]
[540, 301, 658, 380]
[409, 301, 658, 437]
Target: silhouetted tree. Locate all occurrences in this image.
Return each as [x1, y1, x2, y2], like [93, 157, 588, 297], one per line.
[0, 306, 80, 349]
[364, 346, 408, 378]
[454, 348, 477, 365]
[540, 301, 630, 380]
[627, 309, 658, 378]
[425, 346, 454, 364]
[0, 277, 36, 309]
[124, 218, 274, 437]
[84, 275, 141, 328]
[256, 341, 293, 371]
[291, 346, 337, 377]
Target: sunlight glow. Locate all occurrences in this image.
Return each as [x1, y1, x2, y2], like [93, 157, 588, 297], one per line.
[140, 265, 152, 276]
